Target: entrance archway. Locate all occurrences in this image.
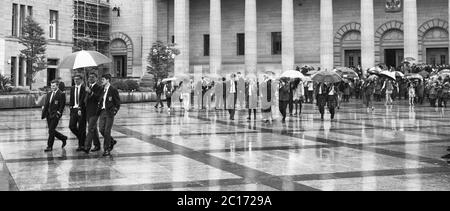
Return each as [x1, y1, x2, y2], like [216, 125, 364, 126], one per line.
[334, 22, 361, 67]
[110, 32, 133, 77]
[376, 20, 404, 67]
[418, 19, 449, 65]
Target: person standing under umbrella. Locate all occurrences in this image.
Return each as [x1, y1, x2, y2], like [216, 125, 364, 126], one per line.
[382, 79, 394, 106]
[261, 75, 273, 123]
[315, 82, 328, 120]
[154, 79, 164, 109]
[69, 75, 87, 152]
[226, 74, 237, 120]
[84, 72, 102, 153]
[363, 78, 376, 112]
[293, 79, 304, 116]
[278, 78, 291, 123]
[164, 81, 174, 113]
[327, 82, 338, 120]
[247, 77, 258, 121]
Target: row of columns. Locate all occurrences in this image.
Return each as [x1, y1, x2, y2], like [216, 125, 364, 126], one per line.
[144, 0, 435, 77]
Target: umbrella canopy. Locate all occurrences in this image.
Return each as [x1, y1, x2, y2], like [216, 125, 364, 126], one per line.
[162, 77, 177, 83]
[335, 67, 359, 79]
[404, 57, 416, 62]
[303, 76, 312, 82]
[368, 66, 382, 75]
[264, 71, 276, 75]
[58, 50, 112, 70]
[395, 71, 405, 78]
[380, 71, 396, 81]
[439, 72, 450, 79]
[405, 73, 423, 81]
[280, 70, 305, 79]
[418, 70, 430, 78]
[439, 69, 450, 74]
[311, 70, 343, 83]
[306, 70, 319, 75]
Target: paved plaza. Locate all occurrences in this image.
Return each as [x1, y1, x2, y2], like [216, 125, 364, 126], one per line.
[0, 101, 450, 191]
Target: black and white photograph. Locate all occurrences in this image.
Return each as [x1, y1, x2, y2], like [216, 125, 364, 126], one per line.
[1, 0, 450, 198]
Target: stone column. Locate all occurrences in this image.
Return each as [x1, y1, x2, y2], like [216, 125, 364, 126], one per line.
[404, 0, 418, 63]
[0, 39, 5, 76]
[282, 0, 295, 71]
[174, 0, 190, 76]
[142, 0, 158, 77]
[361, 0, 375, 77]
[245, 0, 257, 75]
[210, 0, 222, 75]
[320, 0, 334, 71]
[448, 0, 450, 64]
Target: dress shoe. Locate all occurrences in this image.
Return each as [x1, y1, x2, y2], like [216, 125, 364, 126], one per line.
[91, 147, 101, 152]
[102, 151, 111, 157]
[110, 140, 117, 151]
[442, 154, 450, 159]
[76, 147, 84, 152]
[61, 136, 68, 148]
[44, 148, 53, 152]
[83, 149, 90, 154]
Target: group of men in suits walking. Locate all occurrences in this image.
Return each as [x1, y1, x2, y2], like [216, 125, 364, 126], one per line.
[41, 73, 121, 157]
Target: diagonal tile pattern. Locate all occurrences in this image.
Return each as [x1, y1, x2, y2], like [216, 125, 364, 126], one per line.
[0, 101, 449, 191]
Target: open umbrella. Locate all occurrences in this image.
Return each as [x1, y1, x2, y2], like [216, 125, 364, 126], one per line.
[367, 75, 379, 81]
[264, 71, 276, 75]
[405, 73, 423, 81]
[311, 70, 343, 83]
[439, 69, 450, 74]
[162, 77, 177, 83]
[58, 50, 112, 70]
[306, 70, 319, 75]
[395, 71, 405, 78]
[404, 57, 416, 62]
[418, 70, 430, 78]
[280, 70, 305, 79]
[368, 66, 382, 75]
[380, 71, 396, 81]
[335, 67, 359, 79]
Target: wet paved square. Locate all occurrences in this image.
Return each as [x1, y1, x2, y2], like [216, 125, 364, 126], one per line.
[0, 101, 449, 191]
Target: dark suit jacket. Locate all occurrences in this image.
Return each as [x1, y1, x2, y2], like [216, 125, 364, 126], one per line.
[97, 85, 121, 116]
[154, 82, 164, 94]
[86, 83, 103, 118]
[69, 85, 87, 111]
[41, 90, 65, 120]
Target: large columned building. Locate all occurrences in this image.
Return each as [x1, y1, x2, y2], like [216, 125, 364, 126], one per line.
[109, 0, 450, 78]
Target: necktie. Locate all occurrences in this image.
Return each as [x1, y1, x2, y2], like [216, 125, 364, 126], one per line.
[75, 86, 79, 106]
[50, 92, 55, 103]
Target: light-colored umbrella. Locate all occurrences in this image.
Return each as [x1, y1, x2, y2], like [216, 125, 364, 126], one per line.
[368, 66, 382, 75]
[58, 50, 112, 70]
[335, 67, 359, 79]
[418, 70, 430, 78]
[380, 71, 396, 81]
[395, 71, 405, 78]
[439, 69, 450, 74]
[405, 73, 423, 81]
[367, 75, 379, 81]
[162, 77, 177, 83]
[311, 70, 343, 83]
[280, 70, 305, 79]
[306, 70, 319, 75]
[404, 57, 416, 62]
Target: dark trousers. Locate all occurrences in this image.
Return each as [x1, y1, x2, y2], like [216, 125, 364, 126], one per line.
[166, 97, 172, 108]
[288, 99, 294, 115]
[279, 101, 289, 120]
[85, 115, 100, 150]
[69, 109, 86, 148]
[46, 117, 66, 148]
[228, 109, 235, 119]
[155, 93, 164, 108]
[99, 110, 115, 151]
[248, 109, 257, 119]
[294, 100, 302, 114]
[307, 91, 313, 103]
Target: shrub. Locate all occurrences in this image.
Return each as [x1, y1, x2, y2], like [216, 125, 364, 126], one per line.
[0, 74, 12, 93]
[112, 80, 129, 92]
[125, 80, 139, 92]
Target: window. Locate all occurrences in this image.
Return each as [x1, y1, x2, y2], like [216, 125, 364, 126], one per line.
[12, 4, 18, 36]
[20, 5, 25, 36]
[10, 57, 16, 85]
[203, 34, 210, 56]
[49, 10, 58, 40]
[28, 6, 33, 17]
[171, 35, 175, 44]
[441, 55, 446, 65]
[349, 56, 354, 67]
[19, 57, 24, 86]
[237, 33, 245, 56]
[271, 32, 282, 55]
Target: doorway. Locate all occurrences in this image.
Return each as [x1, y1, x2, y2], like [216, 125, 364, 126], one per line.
[47, 68, 56, 87]
[426, 48, 448, 65]
[344, 50, 361, 67]
[384, 49, 404, 68]
[113, 55, 127, 78]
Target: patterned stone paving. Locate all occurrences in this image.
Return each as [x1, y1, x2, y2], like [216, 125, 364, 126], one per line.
[0, 100, 449, 191]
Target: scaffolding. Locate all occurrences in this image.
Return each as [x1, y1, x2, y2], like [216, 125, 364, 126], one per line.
[73, 0, 111, 54]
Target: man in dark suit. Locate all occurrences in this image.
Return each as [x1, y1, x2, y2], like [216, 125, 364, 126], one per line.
[98, 74, 121, 156]
[69, 75, 87, 152]
[84, 72, 103, 153]
[279, 79, 291, 123]
[154, 79, 164, 108]
[42, 80, 68, 152]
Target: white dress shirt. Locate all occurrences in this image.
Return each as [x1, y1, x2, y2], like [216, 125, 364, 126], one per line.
[102, 84, 110, 110]
[74, 84, 82, 108]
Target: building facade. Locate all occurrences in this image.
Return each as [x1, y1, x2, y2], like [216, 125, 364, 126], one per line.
[0, 0, 73, 89]
[108, 0, 450, 79]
